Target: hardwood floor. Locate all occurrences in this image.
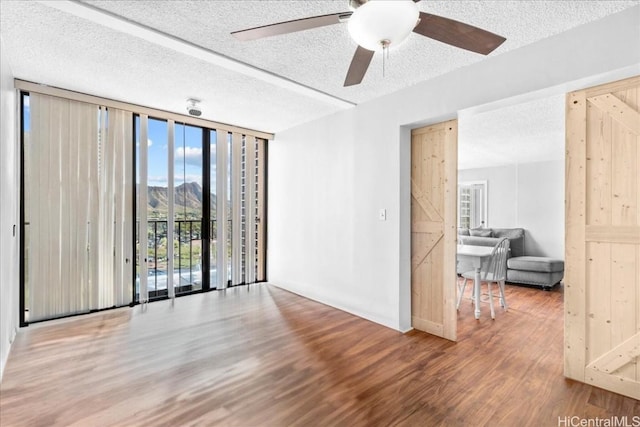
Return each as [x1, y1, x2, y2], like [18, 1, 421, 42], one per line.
[1, 283, 638, 426]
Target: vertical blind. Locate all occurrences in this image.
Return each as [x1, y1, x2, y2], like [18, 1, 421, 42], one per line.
[228, 134, 264, 286]
[26, 93, 133, 322]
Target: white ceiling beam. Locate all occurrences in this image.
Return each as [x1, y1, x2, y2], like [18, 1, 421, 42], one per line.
[38, 0, 356, 109]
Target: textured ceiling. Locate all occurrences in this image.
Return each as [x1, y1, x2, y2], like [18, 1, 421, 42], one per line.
[80, 0, 638, 104]
[0, 0, 637, 140]
[458, 94, 566, 170]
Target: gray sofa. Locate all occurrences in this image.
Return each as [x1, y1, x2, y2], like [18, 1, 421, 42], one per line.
[457, 227, 564, 289]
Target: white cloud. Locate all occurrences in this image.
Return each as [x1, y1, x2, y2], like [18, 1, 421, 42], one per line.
[175, 146, 202, 167]
[136, 138, 154, 148]
[176, 146, 201, 157]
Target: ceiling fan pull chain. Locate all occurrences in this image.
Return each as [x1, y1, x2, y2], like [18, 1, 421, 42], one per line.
[381, 39, 391, 78]
[387, 44, 390, 77]
[383, 47, 386, 78]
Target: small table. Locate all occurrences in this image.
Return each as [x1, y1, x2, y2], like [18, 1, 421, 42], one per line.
[457, 245, 493, 319]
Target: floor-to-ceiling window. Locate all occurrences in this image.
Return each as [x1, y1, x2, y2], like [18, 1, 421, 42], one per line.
[22, 91, 133, 322]
[136, 117, 170, 299]
[20, 83, 269, 324]
[174, 123, 204, 295]
[209, 129, 218, 288]
[133, 115, 267, 303]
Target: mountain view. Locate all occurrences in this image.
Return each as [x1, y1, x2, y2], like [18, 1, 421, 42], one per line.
[145, 182, 216, 219]
[140, 182, 218, 274]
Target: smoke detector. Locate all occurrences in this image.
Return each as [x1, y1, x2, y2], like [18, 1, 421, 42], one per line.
[186, 98, 202, 117]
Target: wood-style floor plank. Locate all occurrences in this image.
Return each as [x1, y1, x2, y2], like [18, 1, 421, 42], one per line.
[1, 283, 638, 426]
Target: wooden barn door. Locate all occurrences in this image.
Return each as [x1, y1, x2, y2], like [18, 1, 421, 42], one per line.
[565, 76, 640, 399]
[411, 120, 458, 341]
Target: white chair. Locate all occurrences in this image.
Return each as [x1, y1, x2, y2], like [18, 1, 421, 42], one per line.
[458, 238, 510, 319]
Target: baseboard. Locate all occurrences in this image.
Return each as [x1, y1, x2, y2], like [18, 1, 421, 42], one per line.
[267, 281, 402, 332]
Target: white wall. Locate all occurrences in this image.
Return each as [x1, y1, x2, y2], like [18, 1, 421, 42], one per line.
[459, 166, 518, 228]
[268, 7, 640, 332]
[459, 160, 565, 258]
[0, 35, 19, 381]
[518, 160, 565, 258]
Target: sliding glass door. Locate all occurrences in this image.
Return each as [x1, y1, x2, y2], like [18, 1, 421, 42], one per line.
[134, 116, 266, 303]
[174, 123, 204, 295]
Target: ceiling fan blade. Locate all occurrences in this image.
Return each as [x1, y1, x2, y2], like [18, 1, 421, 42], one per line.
[232, 12, 352, 41]
[344, 46, 374, 87]
[413, 12, 506, 55]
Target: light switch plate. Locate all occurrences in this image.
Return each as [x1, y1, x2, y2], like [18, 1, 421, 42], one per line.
[379, 208, 386, 221]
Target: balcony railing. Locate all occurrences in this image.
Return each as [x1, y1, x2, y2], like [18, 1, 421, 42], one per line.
[137, 219, 218, 298]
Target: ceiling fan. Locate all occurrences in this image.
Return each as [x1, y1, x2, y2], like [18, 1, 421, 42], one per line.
[231, 0, 506, 87]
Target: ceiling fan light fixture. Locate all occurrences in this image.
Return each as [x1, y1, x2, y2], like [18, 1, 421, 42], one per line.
[347, 0, 419, 52]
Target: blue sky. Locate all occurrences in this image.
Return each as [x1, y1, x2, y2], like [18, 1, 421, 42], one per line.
[22, 95, 30, 130]
[138, 117, 217, 188]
